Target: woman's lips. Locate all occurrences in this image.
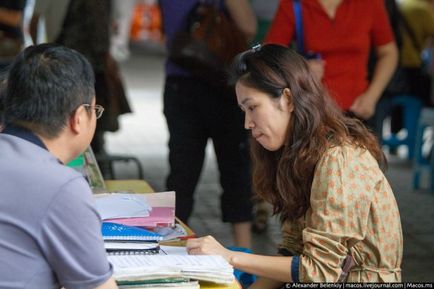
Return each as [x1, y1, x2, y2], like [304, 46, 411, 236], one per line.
[253, 133, 263, 140]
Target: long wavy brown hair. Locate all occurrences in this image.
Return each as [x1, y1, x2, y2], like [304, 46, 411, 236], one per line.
[230, 44, 386, 223]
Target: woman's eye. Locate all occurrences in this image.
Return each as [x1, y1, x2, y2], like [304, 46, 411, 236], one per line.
[248, 105, 256, 111]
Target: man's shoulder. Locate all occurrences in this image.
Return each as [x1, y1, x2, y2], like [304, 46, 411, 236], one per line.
[1, 134, 81, 175]
[0, 134, 89, 204]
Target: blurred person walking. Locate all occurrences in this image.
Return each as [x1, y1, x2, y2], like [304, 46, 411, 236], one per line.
[53, 0, 131, 156]
[160, 0, 256, 248]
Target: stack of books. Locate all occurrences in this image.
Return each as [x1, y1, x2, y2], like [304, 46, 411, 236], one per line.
[94, 191, 176, 228]
[108, 254, 234, 288]
[102, 222, 163, 255]
[95, 191, 195, 243]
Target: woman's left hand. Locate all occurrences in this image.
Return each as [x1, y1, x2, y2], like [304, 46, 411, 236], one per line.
[307, 59, 326, 82]
[186, 235, 233, 262]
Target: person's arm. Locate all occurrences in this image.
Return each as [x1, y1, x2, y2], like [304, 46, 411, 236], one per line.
[350, 0, 398, 119]
[307, 59, 326, 82]
[0, 7, 22, 27]
[29, 13, 40, 45]
[40, 177, 115, 289]
[350, 42, 398, 119]
[186, 235, 293, 282]
[93, 278, 118, 289]
[225, 0, 257, 42]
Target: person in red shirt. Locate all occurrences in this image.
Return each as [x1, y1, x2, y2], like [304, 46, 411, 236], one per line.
[266, 0, 398, 120]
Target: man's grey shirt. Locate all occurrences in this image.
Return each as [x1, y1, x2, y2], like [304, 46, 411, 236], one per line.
[0, 133, 113, 289]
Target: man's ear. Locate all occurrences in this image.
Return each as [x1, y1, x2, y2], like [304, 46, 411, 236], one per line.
[69, 106, 84, 134]
[282, 88, 294, 112]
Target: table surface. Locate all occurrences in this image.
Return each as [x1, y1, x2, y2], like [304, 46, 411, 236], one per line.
[104, 179, 242, 289]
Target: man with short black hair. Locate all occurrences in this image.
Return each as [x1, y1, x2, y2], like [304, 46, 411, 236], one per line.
[0, 44, 118, 289]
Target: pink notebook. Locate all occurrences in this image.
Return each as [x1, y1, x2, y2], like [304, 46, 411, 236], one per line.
[105, 207, 175, 228]
[102, 191, 176, 228]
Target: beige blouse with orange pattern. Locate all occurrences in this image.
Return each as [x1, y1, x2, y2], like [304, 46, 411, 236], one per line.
[278, 145, 403, 282]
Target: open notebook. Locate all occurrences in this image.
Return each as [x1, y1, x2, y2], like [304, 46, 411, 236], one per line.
[108, 255, 234, 284]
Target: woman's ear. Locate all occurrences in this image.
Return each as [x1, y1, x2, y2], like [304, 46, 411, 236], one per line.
[282, 88, 294, 112]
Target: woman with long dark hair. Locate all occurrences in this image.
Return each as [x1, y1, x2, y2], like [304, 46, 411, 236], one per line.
[187, 44, 402, 285]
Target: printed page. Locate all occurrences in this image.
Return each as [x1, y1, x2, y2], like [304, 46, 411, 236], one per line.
[109, 255, 230, 270]
[159, 245, 189, 255]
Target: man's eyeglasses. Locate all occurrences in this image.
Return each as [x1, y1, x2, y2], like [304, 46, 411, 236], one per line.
[82, 104, 104, 119]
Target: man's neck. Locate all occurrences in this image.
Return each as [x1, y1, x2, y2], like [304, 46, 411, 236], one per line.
[41, 134, 78, 165]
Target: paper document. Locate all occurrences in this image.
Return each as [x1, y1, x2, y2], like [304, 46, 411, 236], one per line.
[159, 246, 189, 255]
[109, 255, 229, 269]
[95, 193, 151, 219]
[102, 191, 176, 228]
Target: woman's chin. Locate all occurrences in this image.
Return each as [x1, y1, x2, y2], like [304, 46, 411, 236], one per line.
[260, 141, 281, 152]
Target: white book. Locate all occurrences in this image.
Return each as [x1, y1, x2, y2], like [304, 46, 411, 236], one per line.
[108, 255, 234, 284]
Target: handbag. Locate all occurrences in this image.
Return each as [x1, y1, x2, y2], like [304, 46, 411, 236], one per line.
[168, 0, 248, 85]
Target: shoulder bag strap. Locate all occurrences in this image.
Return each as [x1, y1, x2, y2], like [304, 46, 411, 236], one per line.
[293, 0, 305, 54]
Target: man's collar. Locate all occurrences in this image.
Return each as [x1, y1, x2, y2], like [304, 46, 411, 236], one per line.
[2, 125, 48, 150]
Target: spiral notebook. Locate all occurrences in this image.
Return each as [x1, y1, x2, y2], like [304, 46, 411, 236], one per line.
[105, 241, 160, 255]
[102, 222, 163, 241]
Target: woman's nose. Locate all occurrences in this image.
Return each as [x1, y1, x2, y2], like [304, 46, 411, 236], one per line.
[244, 114, 254, 130]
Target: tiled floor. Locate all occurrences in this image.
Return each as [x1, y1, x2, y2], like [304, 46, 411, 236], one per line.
[105, 44, 434, 282]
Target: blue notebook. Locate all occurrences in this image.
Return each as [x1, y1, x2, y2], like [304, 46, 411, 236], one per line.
[102, 222, 163, 241]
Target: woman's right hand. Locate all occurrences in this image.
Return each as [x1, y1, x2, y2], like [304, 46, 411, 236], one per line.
[186, 235, 233, 262]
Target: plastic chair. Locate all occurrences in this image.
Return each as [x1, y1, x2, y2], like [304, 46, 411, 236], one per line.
[96, 154, 144, 180]
[380, 95, 422, 159]
[413, 108, 434, 192]
[226, 246, 256, 288]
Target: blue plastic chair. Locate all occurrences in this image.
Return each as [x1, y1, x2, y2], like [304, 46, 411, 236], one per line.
[380, 95, 422, 159]
[413, 108, 434, 192]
